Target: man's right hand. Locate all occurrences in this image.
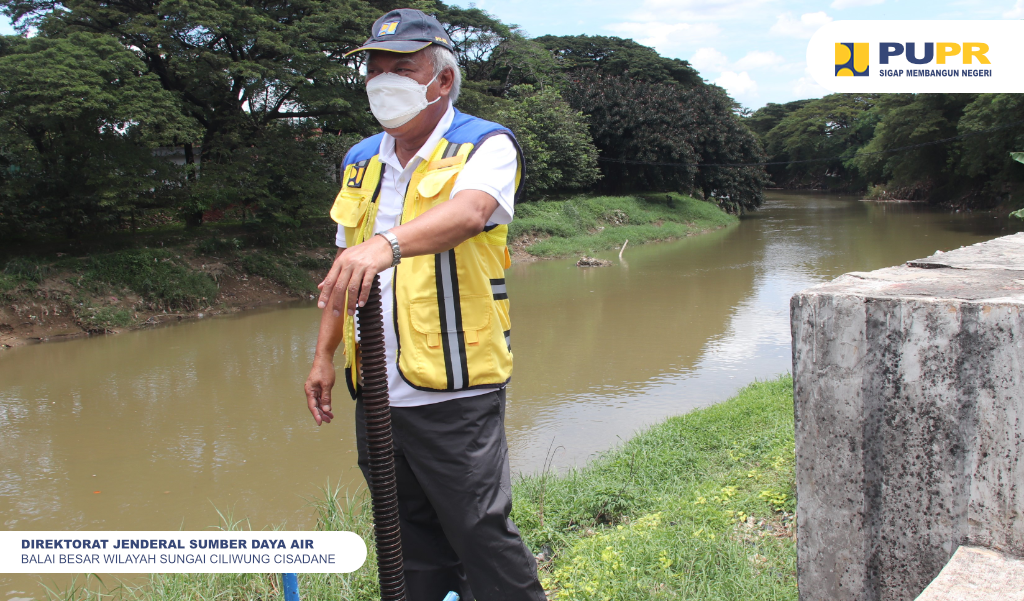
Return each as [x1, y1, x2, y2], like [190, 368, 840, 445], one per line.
[304, 357, 337, 426]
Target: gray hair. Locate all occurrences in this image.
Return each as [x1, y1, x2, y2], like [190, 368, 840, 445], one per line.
[426, 45, 462, 104]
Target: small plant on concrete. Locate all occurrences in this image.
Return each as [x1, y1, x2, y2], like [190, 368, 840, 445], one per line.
[1010, 152, 1024, 220]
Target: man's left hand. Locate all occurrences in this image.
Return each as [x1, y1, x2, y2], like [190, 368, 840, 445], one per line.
[317, 234, 393, 317]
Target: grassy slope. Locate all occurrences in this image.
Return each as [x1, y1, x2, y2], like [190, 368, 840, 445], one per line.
[517, 375, 797, 600]
[510, 193, 736, 258]
[60, 376, 796, 601]
[0, 225, 337, 335]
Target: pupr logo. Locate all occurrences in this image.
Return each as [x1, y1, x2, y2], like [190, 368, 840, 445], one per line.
[835, 42, 869, 76]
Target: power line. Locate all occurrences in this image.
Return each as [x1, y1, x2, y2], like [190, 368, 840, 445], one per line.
[596, 118, 1024, 169]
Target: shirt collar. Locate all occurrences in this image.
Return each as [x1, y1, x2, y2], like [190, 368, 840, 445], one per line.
[378, 101, 455, 174]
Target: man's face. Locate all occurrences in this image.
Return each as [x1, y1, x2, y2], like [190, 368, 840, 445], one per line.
[365, 49, 451, 137]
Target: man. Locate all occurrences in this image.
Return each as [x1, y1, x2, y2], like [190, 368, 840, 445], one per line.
[302, 8, 546, 601]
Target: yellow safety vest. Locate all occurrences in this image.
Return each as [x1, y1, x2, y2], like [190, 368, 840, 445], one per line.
[329, 112, 523, 395]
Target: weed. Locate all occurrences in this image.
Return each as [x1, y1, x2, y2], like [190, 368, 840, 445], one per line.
[3, 257, 50, 282]
[296, 254, 334, 272]
[195, 237, 243, 255]
[82, 307, 135, 330]
[240, 254, 318, 294]
[0, 273, 18, 297]
[85, 250, 218, 312]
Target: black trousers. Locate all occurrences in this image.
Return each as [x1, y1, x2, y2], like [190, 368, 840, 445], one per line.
[355, 388, 546, 601]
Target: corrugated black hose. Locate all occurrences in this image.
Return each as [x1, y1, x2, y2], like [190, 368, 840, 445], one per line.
[357, 275, 407, 601]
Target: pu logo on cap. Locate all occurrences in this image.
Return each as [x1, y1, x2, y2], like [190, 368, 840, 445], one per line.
[835, 42, 869, 76]
[378, 20, 399, 36]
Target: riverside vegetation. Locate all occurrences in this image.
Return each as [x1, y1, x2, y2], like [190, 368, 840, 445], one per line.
[50, 376, 797, 601]
[0, 0, 767, 248]
[0, 192, 733, 347]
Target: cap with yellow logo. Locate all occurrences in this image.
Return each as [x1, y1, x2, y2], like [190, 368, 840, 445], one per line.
[345, 8, 455, 57]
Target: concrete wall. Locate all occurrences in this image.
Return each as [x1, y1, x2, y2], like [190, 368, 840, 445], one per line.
[791, 233, 1024, 601]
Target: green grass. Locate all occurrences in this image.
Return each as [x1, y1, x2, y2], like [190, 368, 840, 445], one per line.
[83, 250, 218, 312]
[510, 193, 736, 258]
[516, 375, 797, 600]
[44, 376, 796, 601]
[240, 253, 319, 295]
[81, 306, 136, 330]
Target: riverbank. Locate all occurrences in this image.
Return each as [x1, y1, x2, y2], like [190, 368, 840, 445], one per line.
[0, 193, 733, 348]
[60, 376, 794, 601]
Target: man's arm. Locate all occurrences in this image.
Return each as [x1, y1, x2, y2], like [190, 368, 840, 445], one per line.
[304, 247, 347, 425]
[316, 189, 498, 317]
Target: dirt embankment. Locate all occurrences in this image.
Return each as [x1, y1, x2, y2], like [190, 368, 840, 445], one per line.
[1, 239, 554, 350]
[2, 188, 734, 350]
[0, 253, 326, 350]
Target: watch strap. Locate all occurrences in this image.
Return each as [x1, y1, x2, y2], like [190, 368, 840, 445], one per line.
[377, 230, 401, 267]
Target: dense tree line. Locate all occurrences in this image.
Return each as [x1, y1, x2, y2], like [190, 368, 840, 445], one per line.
[0, 0, 768, 241]
[747, 93, 1024, 208]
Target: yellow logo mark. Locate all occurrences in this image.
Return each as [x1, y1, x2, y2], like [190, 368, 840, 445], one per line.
[346, 164, 366, 188]
[835, 42, 869, 77]
[378, 21, 399, 36]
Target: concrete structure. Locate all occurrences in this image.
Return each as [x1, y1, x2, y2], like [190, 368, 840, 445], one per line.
[791, 232, 1024, 601]
[915, 546, 1024, 601]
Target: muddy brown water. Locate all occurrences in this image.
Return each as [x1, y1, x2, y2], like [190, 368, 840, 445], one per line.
[3, 192, 1022, 599]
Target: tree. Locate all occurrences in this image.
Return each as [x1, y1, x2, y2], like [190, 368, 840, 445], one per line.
[852, 94, 976, 201]
[564, 72, 767, 212]
[535, 35, 702, 87]
[429, 3, 561, 97]
[761, 93, 881, 189]
[0, 32, 198, 238]
[954, 94, 1024, 206]
[744, 99, 813, 142]
[3, 0, 389, 222]
[495, 85, 600, 197]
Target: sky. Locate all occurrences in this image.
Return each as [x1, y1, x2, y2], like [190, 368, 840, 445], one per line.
[2, 0, 1022, 109]
[443, 0, 1024, 109]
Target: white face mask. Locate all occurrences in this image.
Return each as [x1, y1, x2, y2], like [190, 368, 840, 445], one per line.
[365, 71, 441, 129]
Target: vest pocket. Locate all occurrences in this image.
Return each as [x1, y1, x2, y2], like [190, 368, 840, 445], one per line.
[407, 295, 493, 390]
[416, 165, 462, 200]
[329, 189, 368, 227]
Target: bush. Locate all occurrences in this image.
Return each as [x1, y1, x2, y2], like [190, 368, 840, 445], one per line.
[82, 306, 135, 329]
[195, 237, 243, 255]
[3, 257, 49, 283]
[86, 249, 217, 311]
[240, 253, 317, 294]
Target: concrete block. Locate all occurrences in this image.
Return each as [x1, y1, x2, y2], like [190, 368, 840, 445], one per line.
[792, 233, 1024, 601]
[914, 545, 1024, 601]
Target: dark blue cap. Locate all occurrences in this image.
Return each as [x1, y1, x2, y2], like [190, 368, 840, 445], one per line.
[345, 9, 455, 57]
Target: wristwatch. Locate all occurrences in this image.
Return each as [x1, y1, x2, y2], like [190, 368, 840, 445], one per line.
[377, 230, 401, 267]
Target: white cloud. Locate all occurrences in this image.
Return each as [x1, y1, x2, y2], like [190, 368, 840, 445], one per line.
[735, 50, 786, 70]
[794, 76, 828, 98]
[770, 12, 832, 39]
[689, 48, 788, 79]
[831, 0, 885, 9]
[606, 21, 721, 54]
[630, 0, 776, 22]
[689, 47, 731, 73]
[1005, 0, 1024, 18]
[715, 71, 758, 96]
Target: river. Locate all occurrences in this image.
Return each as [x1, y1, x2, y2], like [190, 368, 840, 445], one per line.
[2, 191, 1022, 599]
